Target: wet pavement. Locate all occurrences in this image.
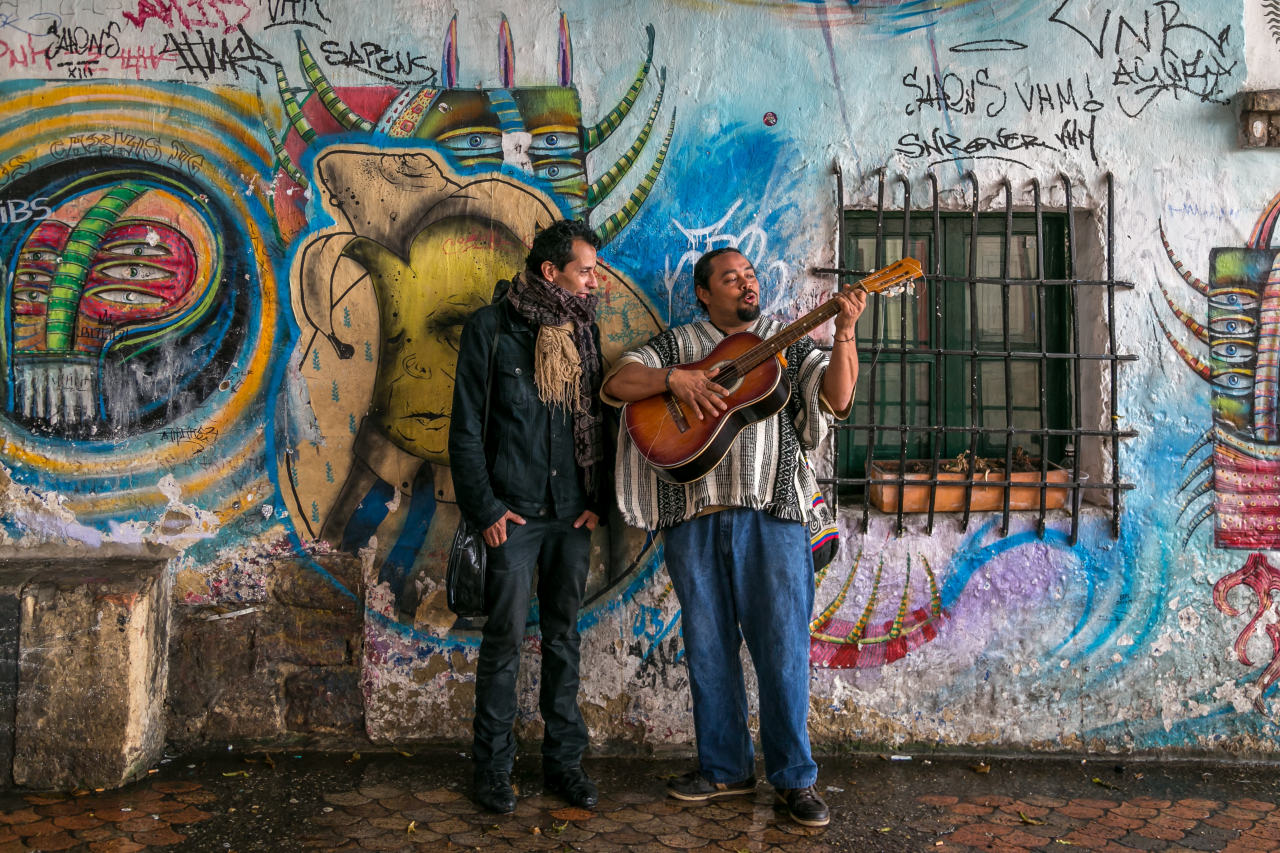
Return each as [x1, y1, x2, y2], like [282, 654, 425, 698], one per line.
[1, 750, 1279, 851]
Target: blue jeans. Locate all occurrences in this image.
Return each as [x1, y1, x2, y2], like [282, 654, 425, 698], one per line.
[663, 508, 818, 789]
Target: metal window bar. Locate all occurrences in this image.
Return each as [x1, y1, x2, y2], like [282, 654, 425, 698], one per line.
[813, 166, 1138, 540]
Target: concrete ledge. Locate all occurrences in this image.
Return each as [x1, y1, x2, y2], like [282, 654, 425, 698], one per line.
[2, 557, 171, 791]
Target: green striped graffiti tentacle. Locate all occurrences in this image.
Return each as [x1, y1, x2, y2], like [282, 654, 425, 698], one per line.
[888, 555, 912, 640]
[583, 23, 655, 152]
[851, 553, 886, 643]
[587, 68, 666, 208]
[297, 33, 374, 133]
[921, 554, 943, 618]
[809, 546, 863, 641]
[276, 65, 317, 143]
[594, 108, 676, 246]
[46, 182, 146, 352]
[264, 117, 308, 186]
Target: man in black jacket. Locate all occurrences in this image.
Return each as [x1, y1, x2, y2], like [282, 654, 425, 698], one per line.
[448, 219, 605, 815]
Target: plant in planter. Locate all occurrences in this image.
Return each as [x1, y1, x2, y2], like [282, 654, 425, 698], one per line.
[868, 447, 1070, 513]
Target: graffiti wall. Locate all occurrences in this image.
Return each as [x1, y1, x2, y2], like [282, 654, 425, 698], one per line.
[2, 0, 1278, 756]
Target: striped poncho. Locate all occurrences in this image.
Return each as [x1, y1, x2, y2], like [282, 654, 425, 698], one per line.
[602, 317, 841, 531]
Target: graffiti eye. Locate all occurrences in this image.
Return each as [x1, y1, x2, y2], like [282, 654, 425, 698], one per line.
[1210, 291, 1260, 312]
[1210, 315, 1255, 336]
[436, 128, 502, 157]
[95, 262, 168, 281]
[533, 159, 585, 183]
[14, 270, 52, 285]
[93, 288, 166, 306]
[13, 288, 47, 303]
[529, 130, 580, 154]
[1212, 340, 1256, 365]
[1212, 368, 1255, 396]
[103, 240, 170, 258]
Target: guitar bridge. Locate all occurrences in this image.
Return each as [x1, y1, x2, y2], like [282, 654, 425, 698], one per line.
[665, 394, 690, 433]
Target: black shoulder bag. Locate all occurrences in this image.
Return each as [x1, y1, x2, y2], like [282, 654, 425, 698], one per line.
[446, 310, 502, 617]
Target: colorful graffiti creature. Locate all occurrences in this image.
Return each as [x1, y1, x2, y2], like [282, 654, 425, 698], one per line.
[284, 146, 661, 624]
[270, 14, 674, 245]
[297, 148, 562, 536]
[1158, 190, 1280, 704]
[275, 14, 670, 625]
[5, 181, 220, 438]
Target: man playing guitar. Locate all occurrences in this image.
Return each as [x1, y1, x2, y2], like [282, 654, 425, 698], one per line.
[601, 247, 866, 827]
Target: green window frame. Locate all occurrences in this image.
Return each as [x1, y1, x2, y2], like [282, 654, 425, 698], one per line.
[838, 212, 1072, 474]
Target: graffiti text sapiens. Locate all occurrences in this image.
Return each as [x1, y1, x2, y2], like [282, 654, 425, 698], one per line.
[318, 39, 435, 85]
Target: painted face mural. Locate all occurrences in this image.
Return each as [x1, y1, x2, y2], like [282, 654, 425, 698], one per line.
[271, 14, 669, 644]
[5, 183, 218, 437]
[1158, 192, 1280, 707]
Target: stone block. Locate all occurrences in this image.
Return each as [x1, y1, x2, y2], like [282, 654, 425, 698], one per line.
[284, 667, 363, 734]
[10, 558, 170, 791]
[256, 608, 358, 668]
[0, 564, 38, 789]
[166, 607, 285, 748]
[268, 553, 364, 613]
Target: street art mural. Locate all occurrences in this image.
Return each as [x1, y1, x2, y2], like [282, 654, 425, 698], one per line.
[267, 14, 670, 637]
[0, 79, 277, 540]
[1, 0, 1276, 754]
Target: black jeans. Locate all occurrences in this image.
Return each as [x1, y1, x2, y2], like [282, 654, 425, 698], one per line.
[473, 517, 591, 776]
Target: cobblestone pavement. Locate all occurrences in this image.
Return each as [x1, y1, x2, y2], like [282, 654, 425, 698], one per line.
[0, 751, 1279, 851]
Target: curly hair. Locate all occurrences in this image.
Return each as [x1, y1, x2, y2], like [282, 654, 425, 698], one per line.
[525, 219, 600, 278]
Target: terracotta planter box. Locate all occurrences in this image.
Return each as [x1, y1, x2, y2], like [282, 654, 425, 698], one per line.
[867, 460, 1070, 513]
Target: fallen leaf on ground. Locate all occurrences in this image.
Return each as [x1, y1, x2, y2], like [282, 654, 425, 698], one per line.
[406, 820, 416, 834]
[970, 762, 991, 774]
[1019, 811, 1045, 825]
[1091, 776, 1121, 790]
[221, 771, 249, 777]
[550, 807, 594, 822]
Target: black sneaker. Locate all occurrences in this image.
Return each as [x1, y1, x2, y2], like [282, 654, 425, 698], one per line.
[775, 785, 830, 827]
[472, 768, 516, 814]
[545, 766, 598, 809]
[666, 769, 756, 801]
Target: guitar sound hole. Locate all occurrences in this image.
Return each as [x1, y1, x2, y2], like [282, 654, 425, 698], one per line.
[714, 363, 742, 394]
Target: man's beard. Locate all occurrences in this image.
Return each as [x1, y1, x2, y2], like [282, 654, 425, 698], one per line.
[736, 302, 760, 323]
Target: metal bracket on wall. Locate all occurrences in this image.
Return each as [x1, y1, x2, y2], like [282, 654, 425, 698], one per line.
[1240, 90, 1280, 148]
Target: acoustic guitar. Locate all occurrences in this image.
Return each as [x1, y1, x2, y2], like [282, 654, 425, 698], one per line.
[623, 258, 924, 484]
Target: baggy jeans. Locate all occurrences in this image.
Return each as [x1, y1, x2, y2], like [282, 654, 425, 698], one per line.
[663, 508, 818, 789]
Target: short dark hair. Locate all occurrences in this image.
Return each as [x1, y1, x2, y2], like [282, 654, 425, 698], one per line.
[526, 219, 600, 277]
[692, 247, 750, 314]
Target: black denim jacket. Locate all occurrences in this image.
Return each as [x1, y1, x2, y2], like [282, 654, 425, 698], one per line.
[448, 299, 604, 530]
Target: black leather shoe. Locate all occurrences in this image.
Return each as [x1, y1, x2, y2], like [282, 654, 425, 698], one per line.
[775, 785, 830, 827]
[667, 769, 755, 801]
[473, 768, 516, 814]
[545, 766, 598, 809]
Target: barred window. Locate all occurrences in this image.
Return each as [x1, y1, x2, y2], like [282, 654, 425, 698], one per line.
[816, 171, 1137, 543]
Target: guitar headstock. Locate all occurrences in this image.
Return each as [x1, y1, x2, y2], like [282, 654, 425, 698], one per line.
[856, 257, 924, 296]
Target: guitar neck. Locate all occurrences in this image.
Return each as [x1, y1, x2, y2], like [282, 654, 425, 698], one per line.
[733, 300, 841, 374]
[723, 261, 915, 377]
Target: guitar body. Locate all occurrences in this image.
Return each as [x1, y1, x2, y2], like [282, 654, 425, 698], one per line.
[622, 332, 792, 484]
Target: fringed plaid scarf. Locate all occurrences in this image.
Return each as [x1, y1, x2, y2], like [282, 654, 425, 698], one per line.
[506, 270, 604, 497]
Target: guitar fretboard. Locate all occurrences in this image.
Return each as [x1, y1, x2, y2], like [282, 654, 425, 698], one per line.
[720, 261, 918, 379]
